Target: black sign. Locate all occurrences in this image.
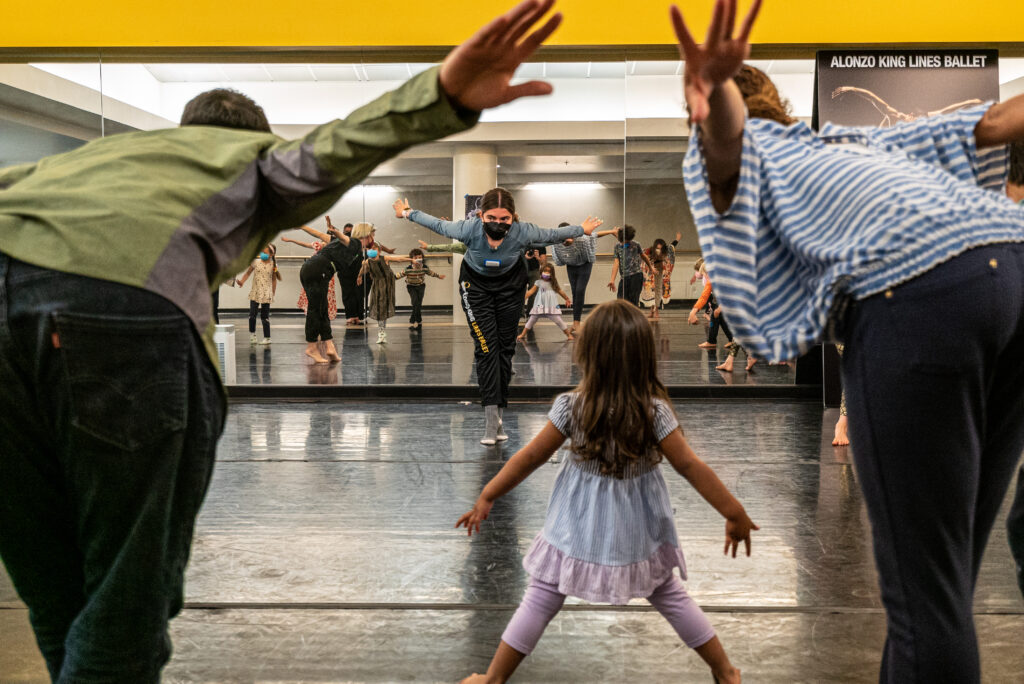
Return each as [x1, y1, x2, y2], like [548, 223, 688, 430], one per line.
[814, 49, 999, 129]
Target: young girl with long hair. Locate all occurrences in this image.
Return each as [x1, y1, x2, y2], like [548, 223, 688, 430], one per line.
[235, 243, 282, 344]
[457, 299, 758, 684]
[517, 262, 573, 342]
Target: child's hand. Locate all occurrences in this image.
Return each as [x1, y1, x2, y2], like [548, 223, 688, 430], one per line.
[607, 280, 615, 291]
[688, 309, 699, 325]
[456, 497, 494, 536]
[724, 511, 759, 558]
[439, 274, 447, 279]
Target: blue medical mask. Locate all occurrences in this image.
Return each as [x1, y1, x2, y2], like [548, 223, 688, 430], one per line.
[259, 252, 269, 261]
[366, 249, 378, 259]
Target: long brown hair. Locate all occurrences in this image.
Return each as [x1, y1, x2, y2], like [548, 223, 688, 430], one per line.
[570, 300, 672, 477]
[734, 65, 795, 126]
[479, 187, 519, 221]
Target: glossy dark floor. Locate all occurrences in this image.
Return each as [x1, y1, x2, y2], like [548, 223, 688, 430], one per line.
[2, 401, 1021, 683]
[222, 311, 798, 387]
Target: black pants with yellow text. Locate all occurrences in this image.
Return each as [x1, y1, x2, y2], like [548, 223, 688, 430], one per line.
[459, 258, 527, 407]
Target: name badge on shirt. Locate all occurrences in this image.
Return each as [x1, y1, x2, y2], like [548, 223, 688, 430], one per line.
[484, 259, 501, 268]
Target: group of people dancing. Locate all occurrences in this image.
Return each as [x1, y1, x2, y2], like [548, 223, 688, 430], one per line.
[2, 1, 1023, 684]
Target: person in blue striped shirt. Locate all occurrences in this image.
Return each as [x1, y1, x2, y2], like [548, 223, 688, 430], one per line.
[672, 1, 1024, 682]
[456, 300, 757, 684]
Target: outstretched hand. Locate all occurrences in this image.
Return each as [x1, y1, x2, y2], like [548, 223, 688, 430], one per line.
[440, 0, 562, 112]
[456, 498, 495, 536]
[724, 511, 759, 557]
[670, 0, 762, 124]
[581, 216, 603, 235]
[393, 198, 410, 218]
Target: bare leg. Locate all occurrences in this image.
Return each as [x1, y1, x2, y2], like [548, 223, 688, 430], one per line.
[694, 637, 741, 683]
[460, 641, 526, 684]
[304, 341, 328, 364]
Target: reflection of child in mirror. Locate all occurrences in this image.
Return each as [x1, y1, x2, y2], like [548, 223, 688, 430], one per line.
[236, 243, 282, 345]
[397, 248, 446, 330]
[517, 263, 573, 342]
[358, 250, 410, 344]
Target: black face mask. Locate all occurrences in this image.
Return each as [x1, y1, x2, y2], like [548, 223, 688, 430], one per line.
[483, 221, 510, 240]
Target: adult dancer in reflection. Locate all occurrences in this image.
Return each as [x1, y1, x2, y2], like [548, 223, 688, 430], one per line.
[551, 221, 619, 333]
[673, 1, 1024, 680]
[0, 1, 565, 678]
[456, 301, 757, 684]
[394, 189, 602, 444]
[283, 233, 339, 332]
[323, 217, 364, 325]
[299, 223, 374, 363]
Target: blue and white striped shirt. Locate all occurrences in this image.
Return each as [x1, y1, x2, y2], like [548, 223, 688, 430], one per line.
[683, 104, 1022, 362]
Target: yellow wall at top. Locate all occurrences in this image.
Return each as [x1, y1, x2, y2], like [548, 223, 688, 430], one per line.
[4, 0, 1021, 48]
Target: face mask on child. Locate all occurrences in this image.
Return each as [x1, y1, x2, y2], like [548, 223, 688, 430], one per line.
[413, 258, 423, 266]
[366, 249, 379, 259]
[259, 252, 269, 261]
[541, 273, 551, 280]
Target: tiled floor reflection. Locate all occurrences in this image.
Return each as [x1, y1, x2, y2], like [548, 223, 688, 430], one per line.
[2, 401, 1021, 682]
[221, 310, 798, 387]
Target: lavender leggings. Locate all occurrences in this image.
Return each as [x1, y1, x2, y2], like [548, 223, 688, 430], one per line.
[524, 313, 568, 331]
[501, 576, 715, 655]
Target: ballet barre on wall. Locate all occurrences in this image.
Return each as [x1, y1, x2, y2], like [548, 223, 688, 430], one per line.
[275, 251, 703, 262]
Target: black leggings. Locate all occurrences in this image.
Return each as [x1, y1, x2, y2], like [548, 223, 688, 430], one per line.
[459, 258, 527, 407]
[248, 301, 270, 337]
[565, 262, 593, 322]
[408, 284, 426, 324]
[300, 257, 335, 342]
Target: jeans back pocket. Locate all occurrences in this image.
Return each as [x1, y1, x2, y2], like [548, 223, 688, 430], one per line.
[55, 311, 190, 451]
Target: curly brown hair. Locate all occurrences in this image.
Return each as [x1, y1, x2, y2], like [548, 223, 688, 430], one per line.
[734, 65, 796, 126]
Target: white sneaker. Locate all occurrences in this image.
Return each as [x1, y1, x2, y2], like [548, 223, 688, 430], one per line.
[260, 337, 272, 345]
[249, 334, 258, 344]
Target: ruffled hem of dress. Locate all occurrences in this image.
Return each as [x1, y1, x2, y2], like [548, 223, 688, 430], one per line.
[522, 535, 687, 605]
[528, 305, 562, 315]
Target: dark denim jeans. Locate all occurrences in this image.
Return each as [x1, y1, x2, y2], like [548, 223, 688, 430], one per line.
[841, 244, 1024, 683]
[0, 253, 225, 683]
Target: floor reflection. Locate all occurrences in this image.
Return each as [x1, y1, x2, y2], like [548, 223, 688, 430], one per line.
[220, 311, 799, 387]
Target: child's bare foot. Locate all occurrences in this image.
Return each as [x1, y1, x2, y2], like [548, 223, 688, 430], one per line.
[716, 357, 735, 372]
[565, 331, 575, 341]
[698, 341, 717, 349]
[832, 415, 850, 446]
[745, 357, 758, 372]
[459, 675, 490, 684]
[724, 341, 736, 348]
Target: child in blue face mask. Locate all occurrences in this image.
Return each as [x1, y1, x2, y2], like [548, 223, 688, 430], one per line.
[236, 243, 281, 344]
[518, 263, 573, 342]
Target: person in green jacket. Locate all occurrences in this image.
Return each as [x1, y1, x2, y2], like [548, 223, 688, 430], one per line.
[0, 1, 562, 681]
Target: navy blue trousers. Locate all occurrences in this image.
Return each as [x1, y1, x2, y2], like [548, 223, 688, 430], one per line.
[841, 244, 1024, 683]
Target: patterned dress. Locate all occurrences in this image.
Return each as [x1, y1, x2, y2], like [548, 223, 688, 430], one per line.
[248, 258, 276, 304]
[297, 241, 337, 319]
[528, 279, 562, 315]
[641, 245, 675, 307]
[522, 393, 687, 605]
[365, 257, 396, 321]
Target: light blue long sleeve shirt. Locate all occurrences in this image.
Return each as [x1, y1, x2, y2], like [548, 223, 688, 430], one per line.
[407, 210, 583, 276]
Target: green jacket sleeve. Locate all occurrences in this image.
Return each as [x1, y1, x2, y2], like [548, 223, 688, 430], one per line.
[254, 66, 480, 234]
[0, 163, 37, 190]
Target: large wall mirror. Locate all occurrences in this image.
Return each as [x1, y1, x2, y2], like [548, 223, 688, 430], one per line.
[3, 55, 1021, 391]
